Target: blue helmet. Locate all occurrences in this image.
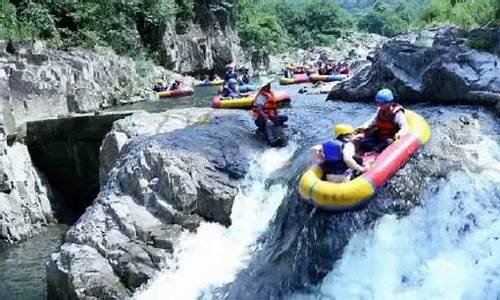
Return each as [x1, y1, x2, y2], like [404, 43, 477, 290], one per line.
[375, 89, 394, 104]
[228, 78, 238, 85]
[322, 140, 342, 162]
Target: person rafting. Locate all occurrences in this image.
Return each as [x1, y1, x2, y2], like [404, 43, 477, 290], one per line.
[153, 79, 167, 92]
[339, 62, 350, 75]
[312, 124, 368, 183]
[252, 83, 288, 147]
[224, 63, 237, 82]
[240, 68, 252, 84]
[283, 68, 293, 78]
[201, 75, 210, 83]
[354, 89, 409, 152]
[169, 78, 183, 91]
[222, 78, 241, 98]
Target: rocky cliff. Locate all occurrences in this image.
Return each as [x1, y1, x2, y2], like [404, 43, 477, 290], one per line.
[0, 130, 54, 243]
[327, 27, 500, 111]
[159, 1, 244, 75]
[0, 40, 179, 243]
[47, 109, 261, 299]
[0, 41, 174, 136]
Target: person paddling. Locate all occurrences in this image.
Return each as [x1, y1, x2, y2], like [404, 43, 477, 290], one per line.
[313, 124, 368, 183]
[355, 89, 409, 152]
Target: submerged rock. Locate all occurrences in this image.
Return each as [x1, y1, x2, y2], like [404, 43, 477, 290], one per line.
[47, 111, 262, 299]
[327, 27, 500, 109]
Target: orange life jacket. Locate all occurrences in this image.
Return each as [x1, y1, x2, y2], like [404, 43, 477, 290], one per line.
[252, 90, 277, 118]
[375, 103, 404, 138]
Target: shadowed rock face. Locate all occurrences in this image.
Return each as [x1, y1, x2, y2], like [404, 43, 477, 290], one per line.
[327, 27, 500, 110]
[47, 112, 262, 299]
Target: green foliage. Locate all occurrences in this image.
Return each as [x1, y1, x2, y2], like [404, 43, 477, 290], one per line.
[421, 0, 499, 27]
[1, 0, 176, 59]
[236, 0, 353, 52]
[278, 0, 354, 47]
[356, 0, 416, 36]
[238, 12, 290, 52]
[174, 0, 195, 33]
[2, 0, 499, 60]
[0, 0, 31, 40]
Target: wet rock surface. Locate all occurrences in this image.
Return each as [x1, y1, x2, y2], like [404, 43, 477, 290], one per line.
[47, 111, 263, 299]
[328, 27, 500, 109]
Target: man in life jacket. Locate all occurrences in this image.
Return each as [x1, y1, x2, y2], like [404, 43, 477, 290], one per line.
[252, 83, 288, 146]
[355, 89, 409, 152]
[312, 124, 368, 183]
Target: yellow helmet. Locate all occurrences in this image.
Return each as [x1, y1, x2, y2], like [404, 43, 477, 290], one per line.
[333, 124, 354, 138]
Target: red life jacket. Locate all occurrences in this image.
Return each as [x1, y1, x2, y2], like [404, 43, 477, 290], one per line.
[252, 90, 277, 118]
[375, 104, 404, 138]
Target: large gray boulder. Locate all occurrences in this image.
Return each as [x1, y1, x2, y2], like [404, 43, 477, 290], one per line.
[327, 27, 500, 109]
[99, 108, 231, 184]
[47, 111, 261, 299]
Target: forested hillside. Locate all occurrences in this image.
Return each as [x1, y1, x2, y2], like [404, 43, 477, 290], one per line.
[237, 0, 499, 52]
[0, 0, 498, 60]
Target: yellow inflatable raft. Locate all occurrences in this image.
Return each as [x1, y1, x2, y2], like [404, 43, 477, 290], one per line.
[299, 110, 431, 210]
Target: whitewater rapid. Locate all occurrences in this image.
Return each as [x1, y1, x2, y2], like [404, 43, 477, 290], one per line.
[295, 127, 500, 299]
[136, 143, 298, 300]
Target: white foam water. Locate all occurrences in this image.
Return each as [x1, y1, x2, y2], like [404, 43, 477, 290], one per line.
[136, 143, 297, 300]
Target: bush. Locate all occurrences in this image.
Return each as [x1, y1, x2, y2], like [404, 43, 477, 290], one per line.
[421, 0, 499, 28]
[236, 0, 353, 52]
[278, 0, 354, 47]
[2, 0, 176, 59]
[0, 0, 32, 41]
[357, 0, 415, 37]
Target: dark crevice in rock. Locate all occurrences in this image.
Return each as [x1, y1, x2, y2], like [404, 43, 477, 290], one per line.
[25, 113, 133, 222]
